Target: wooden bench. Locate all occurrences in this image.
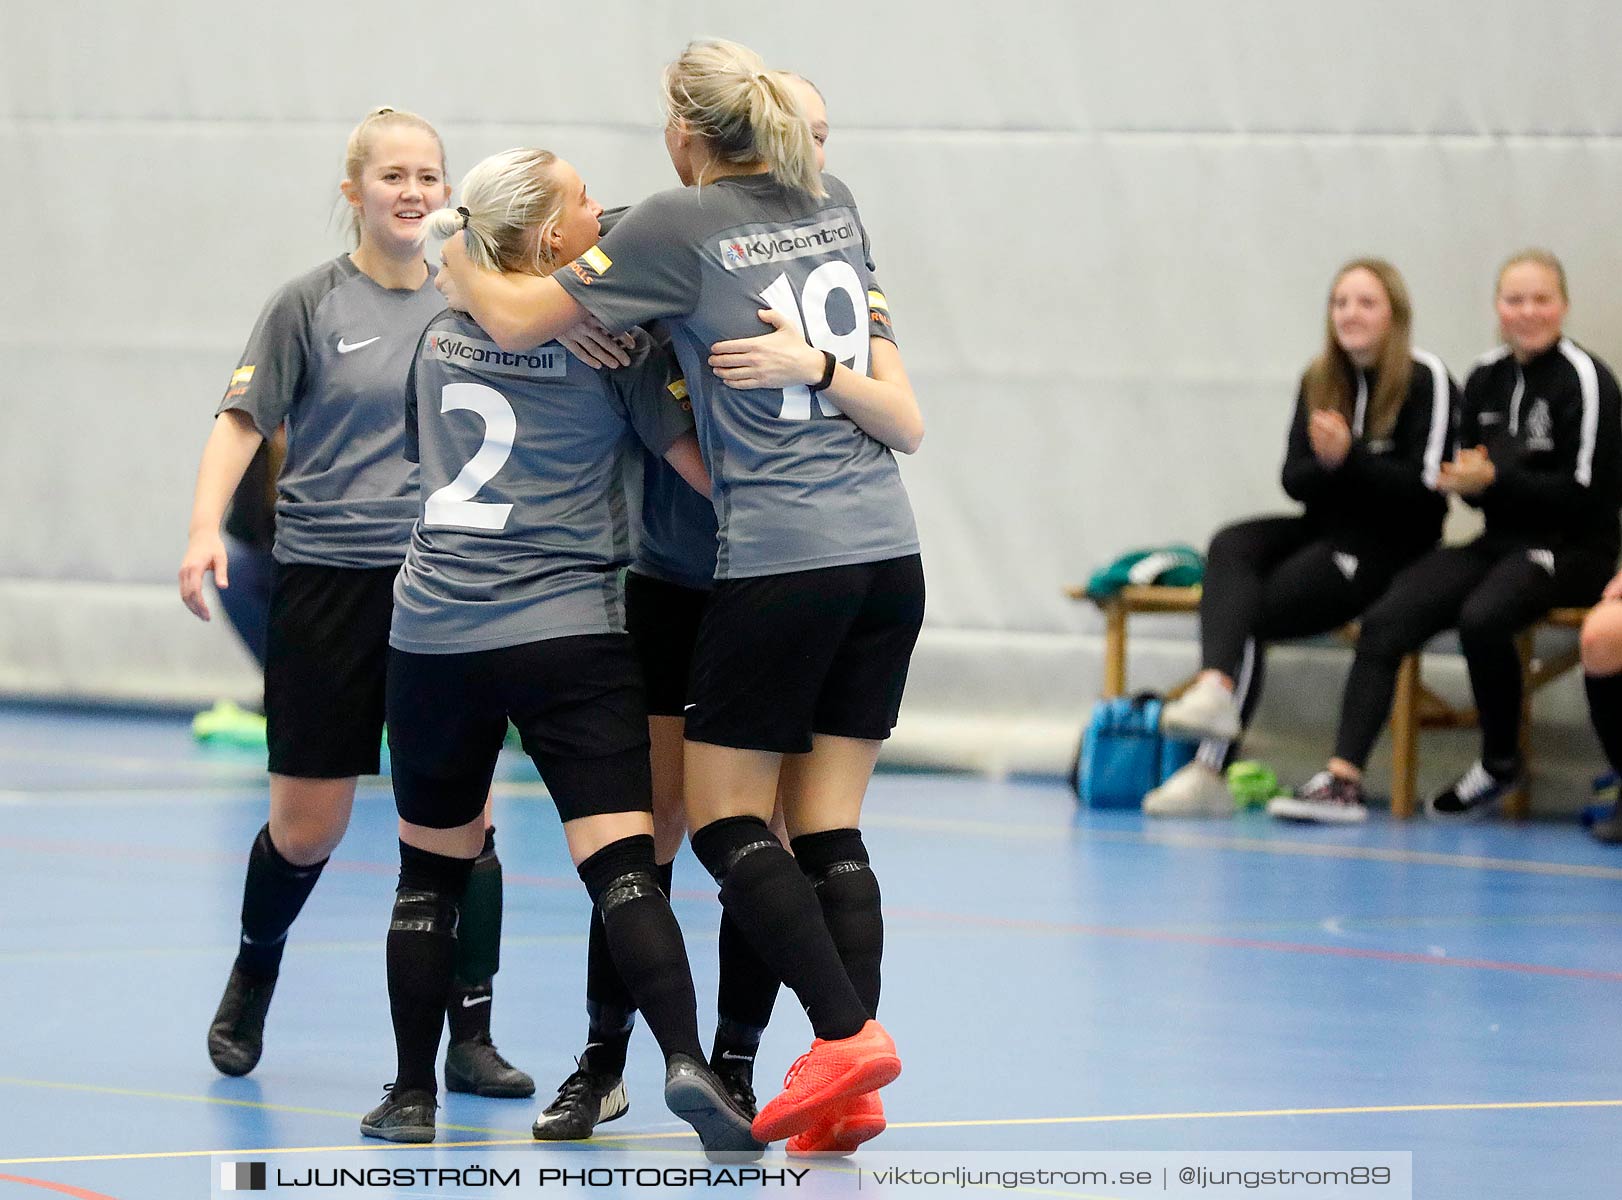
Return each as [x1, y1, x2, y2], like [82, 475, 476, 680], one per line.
[1066, 583, 1590, 818]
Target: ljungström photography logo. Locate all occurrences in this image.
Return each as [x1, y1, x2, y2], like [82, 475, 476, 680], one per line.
[219, 1161, 267, 1191]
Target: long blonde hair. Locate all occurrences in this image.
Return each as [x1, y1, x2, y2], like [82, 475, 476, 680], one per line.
[422, 149, 566, 275]
[338, 106, 446, 245]
[1303, 257, 1413, 439]
[662, 39, 823, 198]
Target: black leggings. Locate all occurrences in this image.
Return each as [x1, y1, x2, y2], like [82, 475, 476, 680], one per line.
[1334, 538, 1613, 770]
[1196, 516, 1401, 765]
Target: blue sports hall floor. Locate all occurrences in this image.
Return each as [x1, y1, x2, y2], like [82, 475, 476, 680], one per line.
[1, 702, 1619, 1199]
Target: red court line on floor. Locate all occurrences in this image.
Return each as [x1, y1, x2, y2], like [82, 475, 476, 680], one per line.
[0, 1175, 119, 1200]
[6, 835, 1618, 982]
[889, 907, 1622, 982]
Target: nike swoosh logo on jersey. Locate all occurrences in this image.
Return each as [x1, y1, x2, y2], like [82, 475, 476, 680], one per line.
[337, 336, 382, 354]
[460, 993, 493, 1008]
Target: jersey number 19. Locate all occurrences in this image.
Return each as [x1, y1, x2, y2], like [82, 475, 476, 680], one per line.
[760, 261, 869, 421]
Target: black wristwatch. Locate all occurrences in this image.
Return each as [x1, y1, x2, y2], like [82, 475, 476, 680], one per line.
[807, 350, 837, 393]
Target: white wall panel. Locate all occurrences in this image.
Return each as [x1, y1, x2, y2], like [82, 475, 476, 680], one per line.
[9, 3, 1622, 135]
[5, 1, 1619, 789]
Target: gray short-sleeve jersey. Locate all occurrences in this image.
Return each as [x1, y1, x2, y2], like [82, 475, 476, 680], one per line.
[390, 310, 695, 654]
[556, 173, 918, 580]
[218, 255, 443, 567]
[635, 449, 720, 591]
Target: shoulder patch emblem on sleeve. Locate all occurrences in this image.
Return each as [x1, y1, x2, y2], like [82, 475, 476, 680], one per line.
[866, 289, 888, 312]
[580, 246, 612, 275]
[224, 364, 255, 400]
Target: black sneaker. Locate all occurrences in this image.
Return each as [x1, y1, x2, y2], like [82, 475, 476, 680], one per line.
[531, 1063, 628, 1141]
[712, 1061, 757, 1120]
[1267, 771, 1369, 824]
[360, 1083, 437, 1143]
[445, 1034, 535, 1098]
[1592, 813, 1622, 844]
[663, 1053, 764, 1161]
[207, 966, 276, 1077]
[1427, 761, 1519, 821]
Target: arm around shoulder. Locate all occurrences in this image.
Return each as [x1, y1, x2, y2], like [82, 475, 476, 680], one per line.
[825, 337, 924, 454]
[706, 315, 924, 454]
[438, 234, 586, 352]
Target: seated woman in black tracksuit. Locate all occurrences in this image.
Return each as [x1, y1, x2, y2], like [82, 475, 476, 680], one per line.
[1149, 258, 1454, 817]
[1276, 248, 1622, 823]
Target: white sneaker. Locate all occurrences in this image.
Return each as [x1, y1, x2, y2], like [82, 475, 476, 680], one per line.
[1160, 676, 1241, 741]
[1143, 762, 1235, 818]
[1266, 771, 1369, 824]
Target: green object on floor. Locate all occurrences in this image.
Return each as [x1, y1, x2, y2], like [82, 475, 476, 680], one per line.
[1226, 760, 1281, 809]
[192, 700, 267, 749]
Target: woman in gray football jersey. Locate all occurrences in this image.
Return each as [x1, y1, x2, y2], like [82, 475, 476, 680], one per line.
[358, 147, 759, 1155]
[438, 40, 921, 1152]
[534, 69, 830, 1148]
[178, 108, 530, 1098]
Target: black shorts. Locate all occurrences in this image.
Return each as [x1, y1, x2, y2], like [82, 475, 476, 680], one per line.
[386, 633, 652, 829]
[685, 554, 925, 754]
[624, 570, 711, 717]
[264, 562, 398, 778]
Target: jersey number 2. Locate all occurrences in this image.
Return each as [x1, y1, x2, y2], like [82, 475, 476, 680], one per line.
[423, 382, 515, 531]
[760, 261, 869, 420]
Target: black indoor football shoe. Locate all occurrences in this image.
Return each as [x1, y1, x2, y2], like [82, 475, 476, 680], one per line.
[207, 966, 277, 1077]
[445, 1033, 535, 1099]
[712, 1058, 758, 1121]
[531, 1062, 628, 1141]
[360, 1083, 437, 1143]
[664, 1052, 764, 1161]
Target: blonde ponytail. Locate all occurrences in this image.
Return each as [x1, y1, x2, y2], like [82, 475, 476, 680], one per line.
[421, 148, 565, 275]
[662, 39, 824, 198]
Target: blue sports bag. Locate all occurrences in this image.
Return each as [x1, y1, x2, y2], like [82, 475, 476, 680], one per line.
[1072, 694, 1199, 809]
